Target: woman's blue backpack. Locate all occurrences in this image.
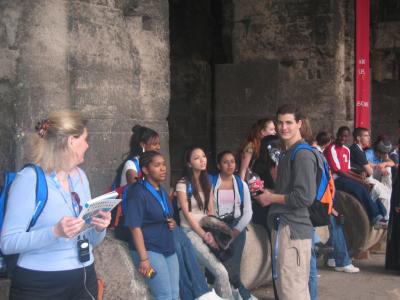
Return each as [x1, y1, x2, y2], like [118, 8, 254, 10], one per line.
[0, 164, 48, 277]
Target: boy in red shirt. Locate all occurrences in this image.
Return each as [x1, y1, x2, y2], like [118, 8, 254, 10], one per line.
[324, 126, 387, 229]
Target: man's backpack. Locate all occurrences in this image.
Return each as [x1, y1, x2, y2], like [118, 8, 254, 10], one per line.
[291, 144, 334, 227]
[0, 164, 48, 277]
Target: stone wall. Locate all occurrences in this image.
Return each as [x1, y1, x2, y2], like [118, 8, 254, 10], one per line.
[0, 0, 170, 194]
[168, 0, 233, 180]
[228, 0, 355, 136]
[371, 19, 400, 142]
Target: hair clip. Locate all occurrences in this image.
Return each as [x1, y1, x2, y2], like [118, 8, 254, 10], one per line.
[35, 119, 51, 138]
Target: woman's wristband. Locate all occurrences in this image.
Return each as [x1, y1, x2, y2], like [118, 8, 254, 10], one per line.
[140, 258, 149, 262]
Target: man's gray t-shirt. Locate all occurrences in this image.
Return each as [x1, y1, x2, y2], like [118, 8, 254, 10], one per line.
[267, 140, 318, 239]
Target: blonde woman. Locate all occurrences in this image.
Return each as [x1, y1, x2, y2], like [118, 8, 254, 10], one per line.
[1, 110, 110, 300]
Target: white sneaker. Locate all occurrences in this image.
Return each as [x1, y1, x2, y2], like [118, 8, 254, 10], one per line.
[326, 258, 336, 268]
[335, 264, 360, 273]
[196, 290, 224, 300]
[249, 295, 259, 300]
[232, 288, 243, 300]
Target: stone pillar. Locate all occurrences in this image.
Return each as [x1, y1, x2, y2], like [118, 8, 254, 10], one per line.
[2, 0, 70, 168]
[67, 0, 170, 194]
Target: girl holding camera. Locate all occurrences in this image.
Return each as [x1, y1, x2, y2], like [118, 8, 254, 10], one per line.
[213, 150, 255, 300]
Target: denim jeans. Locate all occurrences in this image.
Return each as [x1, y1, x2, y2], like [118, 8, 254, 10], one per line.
[183, 228, 233, 299]
[131, 250, 179, 300]
[173, 227, 209, 300]
[334, 176, 385, 222]
[222, 219, 251, 300]
[309, 229, 318, 300]
[327, 215, 351, 267]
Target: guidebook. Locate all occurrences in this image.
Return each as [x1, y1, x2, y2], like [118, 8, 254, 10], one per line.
[78, 191, 121, 233]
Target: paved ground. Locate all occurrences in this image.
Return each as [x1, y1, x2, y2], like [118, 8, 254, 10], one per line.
[252, 252, 400, 300]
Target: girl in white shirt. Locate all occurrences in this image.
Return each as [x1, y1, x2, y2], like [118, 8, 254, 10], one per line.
[114, 125, 160, 187]
[213, 150, 254, 300]
[177, 147, 233, 299]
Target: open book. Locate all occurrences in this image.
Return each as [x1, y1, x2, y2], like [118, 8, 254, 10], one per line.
[78, 191, 121, 233]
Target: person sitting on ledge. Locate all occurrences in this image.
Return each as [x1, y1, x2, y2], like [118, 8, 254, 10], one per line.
[323, 126, 387, 229]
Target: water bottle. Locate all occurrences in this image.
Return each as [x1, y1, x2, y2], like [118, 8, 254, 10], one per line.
[246, 169, 263, 195]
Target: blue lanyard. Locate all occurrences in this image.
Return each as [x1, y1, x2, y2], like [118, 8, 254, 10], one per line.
[50, 172, 80, 217]
[141, 179, 170, 217]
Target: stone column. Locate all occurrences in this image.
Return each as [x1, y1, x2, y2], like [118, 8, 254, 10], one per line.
[15, 0, 70, 167]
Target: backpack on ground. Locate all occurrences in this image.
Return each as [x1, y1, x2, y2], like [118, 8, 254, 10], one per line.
[0, 164, 48, 277]
[290, 144, 334, 227]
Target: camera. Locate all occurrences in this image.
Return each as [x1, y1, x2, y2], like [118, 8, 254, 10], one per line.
[219, 212, 235, 225]
[77, 238, 90, 263]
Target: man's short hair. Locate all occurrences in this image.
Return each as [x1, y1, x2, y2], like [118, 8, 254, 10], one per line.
[353, 127, 369, 140]
[336, 126, 350, 137]
[276, 104, 302, 122]
[316, 131, 331, 146]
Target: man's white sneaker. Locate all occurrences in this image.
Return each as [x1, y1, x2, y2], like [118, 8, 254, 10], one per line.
[326, 258, 336, 268]
[249, 295, 259, 300]
[334, 264, 360, 273]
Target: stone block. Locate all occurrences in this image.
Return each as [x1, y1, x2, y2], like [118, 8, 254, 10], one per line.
[94, 232, 151, 300]
[214, 60, 278, 154]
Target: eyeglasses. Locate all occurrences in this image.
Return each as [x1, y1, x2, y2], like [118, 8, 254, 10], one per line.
[71, 191, 82, 214]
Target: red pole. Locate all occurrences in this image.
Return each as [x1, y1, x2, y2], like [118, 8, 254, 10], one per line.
[355, 0, 370, 129]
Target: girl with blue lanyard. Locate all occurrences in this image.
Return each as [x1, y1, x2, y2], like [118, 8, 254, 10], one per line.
[1, 110, 111, 300]
[125, 151, 179, 300]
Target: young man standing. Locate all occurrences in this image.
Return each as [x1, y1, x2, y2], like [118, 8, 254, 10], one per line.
[255, 104, 316, 300]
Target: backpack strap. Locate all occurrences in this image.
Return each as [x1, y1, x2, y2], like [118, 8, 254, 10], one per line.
[209, 174, 218, 191]
[24, 164, 48, 232]
[132, 157, 141, 176]
[121, 185, 129, 214]
[290, 143, 314, 161]
[0, 172, 17, 230]
[186, 181, 192, 212]
[233, 174, 244, 216]
[290, 144, 327, 201]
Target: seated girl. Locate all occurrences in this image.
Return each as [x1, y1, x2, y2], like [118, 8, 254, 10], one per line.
[212, 150, 255, 300]
[177, 147, 233, 299]
[125, 151, 179, 300]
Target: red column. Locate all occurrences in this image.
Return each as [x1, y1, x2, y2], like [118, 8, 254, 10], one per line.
[355, 0, 370, 129]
